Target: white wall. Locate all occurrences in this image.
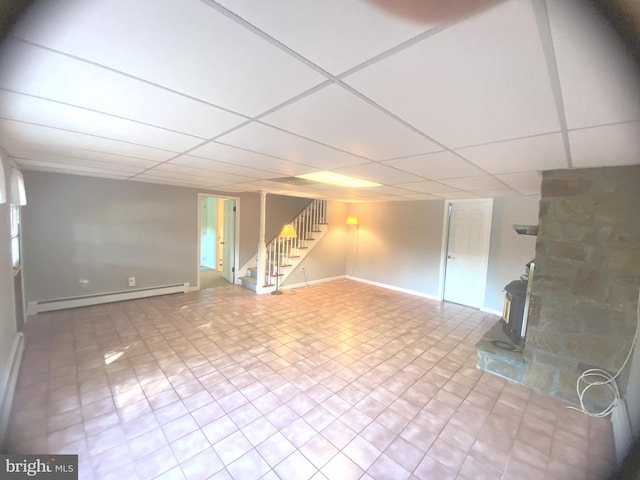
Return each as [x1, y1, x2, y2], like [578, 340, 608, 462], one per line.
[343, 200, 446, 298]
[0, 149, 21, 448]
[484, 196, 540, 312]
[21, 171, 260, 303]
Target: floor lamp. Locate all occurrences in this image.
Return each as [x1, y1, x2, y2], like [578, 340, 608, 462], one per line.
[272, 223, 297, 295]
[347, 216, 359, 276]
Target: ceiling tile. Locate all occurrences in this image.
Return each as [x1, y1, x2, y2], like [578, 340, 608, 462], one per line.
[383, 151, 485, 179]
[495, 171, 542, 195]
[473, 189, 518, 197]
[148, 163, 254, 184]
[334, 161, 425, 184]
[439, 175, 506, 190]
[547, 0, 640, 129]
[11, 151, 144, 174]
[212, 0, 432, 75]
[402, 193, 441, 201]
[0, 91, 202, 152]
[0, 40, 246, 139]
[432, 191, 478, 199]
[16, 158, 134, 178]
[0, 119, 175, 162]
[168, 155, 279, 179]
[394, 181, 455, 193]
[7, 147, 157, 170]
[456, 133, 568, 174]
[11, 0, 326, 116]
[344, 0, 560, 147]
[216, 122, 367, 169]
[570, 123, 640, 168]
[261, 84, 442, 160]
[189, 141, 316, 177]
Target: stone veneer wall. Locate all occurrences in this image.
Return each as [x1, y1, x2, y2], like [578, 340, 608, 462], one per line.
[525, 165, 640, 407]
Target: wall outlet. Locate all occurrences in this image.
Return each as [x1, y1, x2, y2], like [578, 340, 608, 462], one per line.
[128, 276, 136, 287]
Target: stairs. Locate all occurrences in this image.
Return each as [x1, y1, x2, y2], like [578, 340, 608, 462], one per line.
[240, 199, 327, 294]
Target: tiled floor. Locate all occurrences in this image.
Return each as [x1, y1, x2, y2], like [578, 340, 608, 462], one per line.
[8, 280, 615, 479]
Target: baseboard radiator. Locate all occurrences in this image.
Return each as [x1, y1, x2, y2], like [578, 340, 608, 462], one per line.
[27, 283, 190, 315]
[0, 333, 24, 451]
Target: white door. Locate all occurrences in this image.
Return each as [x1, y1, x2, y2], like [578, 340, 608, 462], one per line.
[222, 199, 236, 283]
[200, 198, 217, 269]
[443, 199, 493, 308]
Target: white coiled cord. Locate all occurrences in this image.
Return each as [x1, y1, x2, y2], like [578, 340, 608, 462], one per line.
[568, 290, 640, 418]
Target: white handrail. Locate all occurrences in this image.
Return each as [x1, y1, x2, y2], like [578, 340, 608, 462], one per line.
[262, 199, 326, 287]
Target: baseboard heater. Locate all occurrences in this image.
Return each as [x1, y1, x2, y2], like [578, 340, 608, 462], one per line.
[27, 283, 190, 315]
[0, 333, 24, 451]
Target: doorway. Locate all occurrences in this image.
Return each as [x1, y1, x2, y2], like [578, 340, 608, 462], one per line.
[442, 199, 493, 308]
[197, 194, 238, 289]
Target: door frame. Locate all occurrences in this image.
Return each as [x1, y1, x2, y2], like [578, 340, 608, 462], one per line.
[437, 198, 493, 307]
[196, 193, 240, 290]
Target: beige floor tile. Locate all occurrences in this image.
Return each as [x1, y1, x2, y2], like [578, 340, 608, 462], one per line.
[7, 280, 615, 479]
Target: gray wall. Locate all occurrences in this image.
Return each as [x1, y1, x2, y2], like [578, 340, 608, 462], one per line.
[484, 196, 540, 311]
[283, 201, 348, 286]
[22, 171, 259, 302]
[265, 194, 312, 242]
[332, 197, 539, 309]
[344, 200, 446, 297]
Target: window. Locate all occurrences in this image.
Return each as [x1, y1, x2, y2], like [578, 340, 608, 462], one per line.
[10, 204, 20, 269]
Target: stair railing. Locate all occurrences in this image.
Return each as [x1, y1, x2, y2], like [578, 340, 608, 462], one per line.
[263, 199, 327, 288]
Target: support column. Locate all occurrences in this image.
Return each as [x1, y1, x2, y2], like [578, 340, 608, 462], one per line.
[255, 191, 267, 294]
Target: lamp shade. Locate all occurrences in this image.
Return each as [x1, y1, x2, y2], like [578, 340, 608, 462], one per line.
[346, 216, 359, 226]
[279, 223, 297, 238]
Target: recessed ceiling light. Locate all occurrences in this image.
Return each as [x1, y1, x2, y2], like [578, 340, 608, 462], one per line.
[296, 171, 381, 188]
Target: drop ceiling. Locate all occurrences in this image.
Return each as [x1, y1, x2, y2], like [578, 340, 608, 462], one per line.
[0, 0, 639, 202]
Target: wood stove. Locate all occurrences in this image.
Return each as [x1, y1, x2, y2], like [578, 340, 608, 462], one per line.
[502, 261, 535, 345]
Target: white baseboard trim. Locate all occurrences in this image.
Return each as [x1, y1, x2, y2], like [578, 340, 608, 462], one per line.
[0, 332, 24, 450]
[345, 276, 441, 301]
[480, 307, 503, 317]
[281, 276, 346, 290]
[27, 283, 190, 315]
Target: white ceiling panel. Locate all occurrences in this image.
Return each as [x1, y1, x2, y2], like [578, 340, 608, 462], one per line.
[0, 40, 246, 139]
[11, 151, 144, 175]
[0, 119, 175, 162]
[261, 84, 442, 160]
[216, 122, 368, 169]
[15, 158, 134, 178]
[148, 163, 255, 184]
[132, 175, 219, 190]
[383, 152, 485, 179]
[334, 162, 426, 184]
[547, 0, 640, 129]
[6, 147, 157, 170]
[344, 0, 560, 148]
[495, 171, 542, 195]
[11, 0, 326, 116]
[432, 191, 478, 199]
[0, 91, 202, 152]
[402, 193, 440, 201]
[440, 175, 507, 191]
[212, 0, 432, 75]
[395, 181, 457, 194]
[456, 133, 568, 174]
[189, 141, 316, 177]
[0, 0, 637, 202]
[168, 155, 278, 179]
[570, 123, 640, 168]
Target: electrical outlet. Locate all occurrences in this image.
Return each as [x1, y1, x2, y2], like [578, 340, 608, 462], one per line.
[128, 276, 136, 287]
